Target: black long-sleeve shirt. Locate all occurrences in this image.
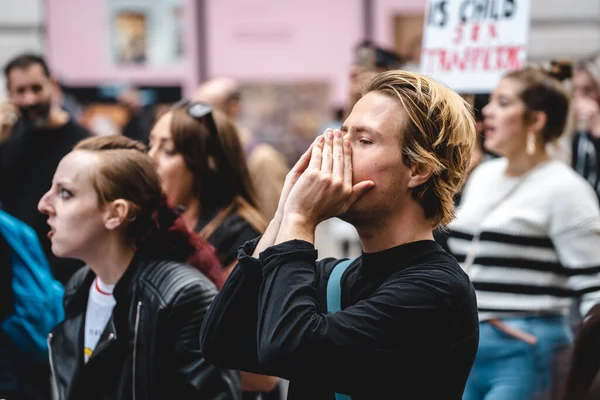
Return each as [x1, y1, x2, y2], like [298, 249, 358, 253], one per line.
[200, 238, 479, 399]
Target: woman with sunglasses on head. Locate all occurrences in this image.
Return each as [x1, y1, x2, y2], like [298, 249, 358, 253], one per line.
[148, 101, 278, 397]
[441, 65, 600, 400]
[149, 101, 267, 274]
[38, 135, 241, 400]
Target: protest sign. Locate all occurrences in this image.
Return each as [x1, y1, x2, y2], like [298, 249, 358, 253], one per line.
[420, 0, 531, 93]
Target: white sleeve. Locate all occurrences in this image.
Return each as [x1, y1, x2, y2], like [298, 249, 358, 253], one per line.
[550, 177, 600, 317]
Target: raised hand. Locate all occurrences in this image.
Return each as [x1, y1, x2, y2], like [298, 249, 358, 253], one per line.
[275, 136, 319, 217]
[251, 136, 320, 257]
[0, 100, 18, 144]
[282, 129, 374, 230]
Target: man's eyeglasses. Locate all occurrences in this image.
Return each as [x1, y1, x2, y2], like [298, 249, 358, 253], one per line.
[172, 99, 219, 139]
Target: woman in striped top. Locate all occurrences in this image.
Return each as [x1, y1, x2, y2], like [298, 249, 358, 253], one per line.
[444, 67, 600, 400]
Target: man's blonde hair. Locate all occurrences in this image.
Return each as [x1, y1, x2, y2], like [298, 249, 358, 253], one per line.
[363, 70, 476, 228]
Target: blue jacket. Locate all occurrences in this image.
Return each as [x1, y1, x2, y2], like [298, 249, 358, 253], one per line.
[0, 209, 64, 364]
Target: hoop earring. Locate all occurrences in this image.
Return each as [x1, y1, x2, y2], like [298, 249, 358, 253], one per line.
[526, 132, 536, 156]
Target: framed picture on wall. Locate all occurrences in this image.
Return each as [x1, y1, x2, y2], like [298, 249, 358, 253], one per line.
[111, 9, 148, 65]
[108, 0, 185, 67]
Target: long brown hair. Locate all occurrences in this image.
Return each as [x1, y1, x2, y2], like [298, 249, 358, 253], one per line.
[168, 104, 267, 237]
[74, 135, 226, 288]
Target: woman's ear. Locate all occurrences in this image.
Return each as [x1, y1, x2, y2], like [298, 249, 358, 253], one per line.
[104, 199, 130, 230]
[408, 162, 433, 189]
[528, 111, 547, 136]
[207, 155, 218, 173]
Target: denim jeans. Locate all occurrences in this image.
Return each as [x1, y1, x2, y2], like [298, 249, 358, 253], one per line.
[463, 316, 573, 400]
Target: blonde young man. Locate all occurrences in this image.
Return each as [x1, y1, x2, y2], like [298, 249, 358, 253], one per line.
[200, 70, 479, 399]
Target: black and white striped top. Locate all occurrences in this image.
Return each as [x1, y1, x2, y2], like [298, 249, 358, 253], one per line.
[446, 158, 600, 320]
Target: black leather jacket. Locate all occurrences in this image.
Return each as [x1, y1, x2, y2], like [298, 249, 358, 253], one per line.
[48, 253, 242, 400]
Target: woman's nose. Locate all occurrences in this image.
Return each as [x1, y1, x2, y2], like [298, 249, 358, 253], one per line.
[482, 103, 492, 117]
[148, 146, 158, 163]
[38, 189, 53, 215]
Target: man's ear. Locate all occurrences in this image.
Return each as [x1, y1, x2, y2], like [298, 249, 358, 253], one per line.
[49, 77, 62, 95]
[408, 162, 433, 189]
[104, 199, 130, 231]
[49, 77, 62, 105]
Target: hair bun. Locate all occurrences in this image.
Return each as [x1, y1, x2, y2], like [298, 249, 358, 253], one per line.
[547, 59, 573, 82]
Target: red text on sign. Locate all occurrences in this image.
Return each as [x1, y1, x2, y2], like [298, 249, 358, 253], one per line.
[422, 45, 526, 74]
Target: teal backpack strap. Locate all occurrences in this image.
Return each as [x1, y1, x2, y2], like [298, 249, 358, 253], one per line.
[326, 259, 353, 313]
[326, 259, 354, 400]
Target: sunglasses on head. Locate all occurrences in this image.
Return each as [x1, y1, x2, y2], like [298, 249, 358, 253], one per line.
[172, 99, 219, 139]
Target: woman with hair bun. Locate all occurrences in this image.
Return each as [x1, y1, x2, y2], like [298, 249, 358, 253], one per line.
[441, 66, 600, 400]
[38, 135, 241, 400]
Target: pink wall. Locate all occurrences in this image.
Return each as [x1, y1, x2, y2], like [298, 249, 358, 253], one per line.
[206, 0, 363, 105]
[46, 0, 200, 96]
[46, 0, 426, 105]
[46, 0, 363, 104]
[373, 0, 427, 49]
